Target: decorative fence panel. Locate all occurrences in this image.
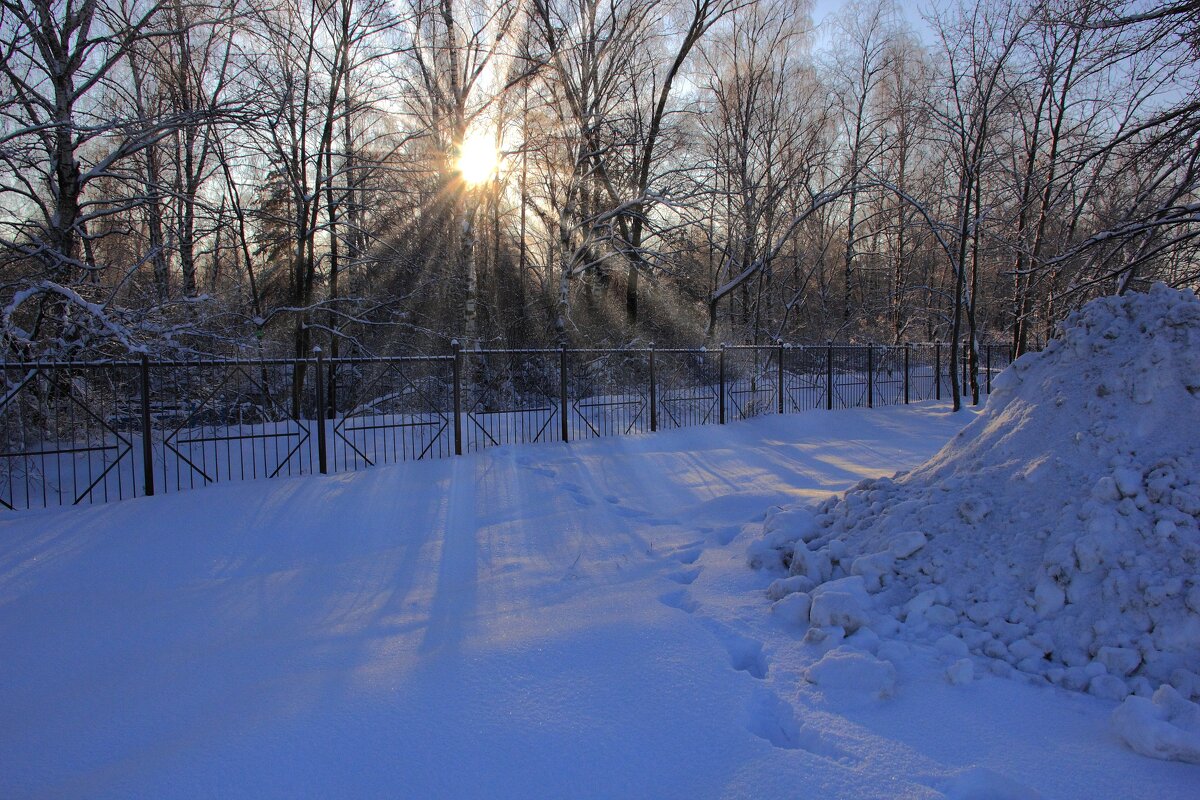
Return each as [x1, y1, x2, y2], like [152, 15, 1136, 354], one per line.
[148, 359, 316, 494]
[1, 342, 1017, 511]
[908, 344, 943, 402]
[462, 349, 560, 453]
[723, 346, 782, 422]
[329, 356, 455, 471]
[782, 346, 828, 413]
[567, 349, 651, 441]
[0, 362, 142, 509]
[652, 348, 721, 430]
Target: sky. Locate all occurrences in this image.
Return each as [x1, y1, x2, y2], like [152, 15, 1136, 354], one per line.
[811, 0, 933, 42]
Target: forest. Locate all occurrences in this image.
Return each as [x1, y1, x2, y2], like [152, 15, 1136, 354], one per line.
[1, 0, 1197, 378]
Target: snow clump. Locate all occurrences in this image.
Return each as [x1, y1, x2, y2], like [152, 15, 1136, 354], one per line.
[753, 284, 1200, 762]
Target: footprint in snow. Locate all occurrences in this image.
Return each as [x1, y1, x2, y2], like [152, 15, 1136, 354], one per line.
[934, 766, 1043, 800]
[558, 483, 594, 507]
[714, 628, 768, 679]
[666, 566, 701, 585]
[515, 456, 556, 478]
[714, 525, 741, 545]
[658, 589, 699, 614]
[745, 689, 859, 763]
[745, 689, 806, 750]
[610, 505, 650, 519]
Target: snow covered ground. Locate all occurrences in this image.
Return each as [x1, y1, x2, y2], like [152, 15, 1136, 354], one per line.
[1, 403, 1196, 798]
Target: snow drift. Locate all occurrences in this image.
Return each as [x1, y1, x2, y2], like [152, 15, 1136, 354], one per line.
[753, 284, 1200, 763]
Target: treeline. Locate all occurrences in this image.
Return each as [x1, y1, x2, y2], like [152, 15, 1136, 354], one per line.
[1, 0, 1198, 407]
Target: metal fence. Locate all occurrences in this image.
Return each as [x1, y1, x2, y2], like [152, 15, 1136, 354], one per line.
[0, 342, 1014, 511]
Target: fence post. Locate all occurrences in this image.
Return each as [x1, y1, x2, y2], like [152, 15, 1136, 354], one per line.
[649, 344, 658, 432]
[903, 343, 910, 404]
[986, 344, 993, 395]
[139, 354, 155, 497]
[935, 341, 942, 400]
[718, 344, 726, 425]
[313, 347, 328, 474]
[866, 344, 874, 409]
[776, 341, 785, 414]
[452, 339, 463, 455]
[559, 343, 569, 443]
[826, 340, 834, 410]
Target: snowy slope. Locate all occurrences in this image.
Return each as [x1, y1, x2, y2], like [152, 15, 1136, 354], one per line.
[754, 285, 1200, 765]
[1, 403, 1197, 797]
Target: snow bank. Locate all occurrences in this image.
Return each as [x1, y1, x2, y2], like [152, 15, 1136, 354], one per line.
[755, 285, 1200, 761]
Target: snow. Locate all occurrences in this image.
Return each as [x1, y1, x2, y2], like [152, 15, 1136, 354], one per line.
[808, 575, 873, 632]
[0, 394, 1196, 795]
[939, 767, 1043, 800]
[1112, 686, 1200, 764]
[754, 284, 1200, 767]
[805, 647, 897, 697]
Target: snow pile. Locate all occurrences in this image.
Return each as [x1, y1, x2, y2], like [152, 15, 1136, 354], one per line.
[752, 284, 1200, 761]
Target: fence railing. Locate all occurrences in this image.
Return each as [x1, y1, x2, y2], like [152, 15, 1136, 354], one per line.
[0, 341, 1014, 511]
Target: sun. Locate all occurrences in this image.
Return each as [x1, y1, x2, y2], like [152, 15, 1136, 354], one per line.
[457, 132, 500, 186]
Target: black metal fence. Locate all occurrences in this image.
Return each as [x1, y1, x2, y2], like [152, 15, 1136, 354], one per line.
[0, 342, 1014, 511]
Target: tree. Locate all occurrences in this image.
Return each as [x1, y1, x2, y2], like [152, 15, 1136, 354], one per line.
[0, 0, 173, 354]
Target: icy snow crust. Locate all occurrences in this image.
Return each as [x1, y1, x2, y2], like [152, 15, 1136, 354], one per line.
[755, 285, 1200, 762]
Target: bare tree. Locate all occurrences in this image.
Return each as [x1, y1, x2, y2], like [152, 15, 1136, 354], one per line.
[0, 0, 175, 353]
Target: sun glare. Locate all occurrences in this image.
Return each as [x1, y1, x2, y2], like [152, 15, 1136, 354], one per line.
[458, 133, 500, 186]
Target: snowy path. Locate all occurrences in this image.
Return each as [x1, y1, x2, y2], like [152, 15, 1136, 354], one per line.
[1, 403, 1195, 798]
